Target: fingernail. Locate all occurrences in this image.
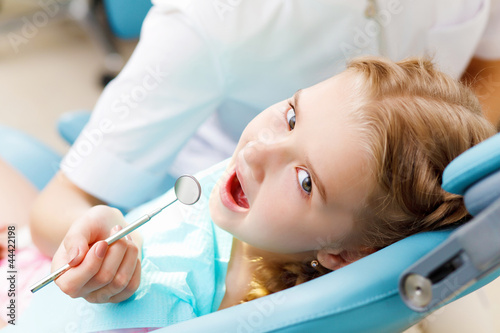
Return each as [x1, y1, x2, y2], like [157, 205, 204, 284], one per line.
[95, 241, 108, 259]
[125, 235, 132, 241]
[68, 248, 79, 265]
[112, 225, 122, 234]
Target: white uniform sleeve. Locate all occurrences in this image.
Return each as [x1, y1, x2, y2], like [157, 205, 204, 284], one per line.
[61, 5, 223, 209]
[475, 0, 500, 59]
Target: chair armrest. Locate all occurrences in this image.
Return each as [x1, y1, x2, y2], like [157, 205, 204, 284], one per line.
[57, 110, 91, 145]
[0, 125, 61, 190]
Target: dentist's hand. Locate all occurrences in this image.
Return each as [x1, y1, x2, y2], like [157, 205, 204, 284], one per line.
[51, 205, 142, 303]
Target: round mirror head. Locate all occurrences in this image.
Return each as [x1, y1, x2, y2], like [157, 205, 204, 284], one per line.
[174, 175, 202, 205]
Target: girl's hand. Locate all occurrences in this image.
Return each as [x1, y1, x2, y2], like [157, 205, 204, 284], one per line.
[51, 205, 142, 303]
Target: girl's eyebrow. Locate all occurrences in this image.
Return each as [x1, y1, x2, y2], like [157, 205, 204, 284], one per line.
[293, 90, 328, 205]
[292, 89, 304, 107]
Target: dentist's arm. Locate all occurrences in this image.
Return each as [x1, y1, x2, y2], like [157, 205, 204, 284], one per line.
[30, 171, 104, 258]
[30, 4, 222, 258]
[462, 1, 500, 128]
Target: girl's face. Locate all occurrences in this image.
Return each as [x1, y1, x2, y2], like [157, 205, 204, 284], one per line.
[210, 72, 375, 255]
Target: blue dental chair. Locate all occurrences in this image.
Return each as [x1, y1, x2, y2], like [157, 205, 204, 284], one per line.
[0, 124, 61, 190]
[1, 116, 499, 332]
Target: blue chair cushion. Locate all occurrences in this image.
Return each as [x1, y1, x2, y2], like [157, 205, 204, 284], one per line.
[0, 125, 61, 190]
[442, 133, 500, 195]
[57, 110, 91, 145]
[156, 229, 497, 333]
[464, 170, 500, 216]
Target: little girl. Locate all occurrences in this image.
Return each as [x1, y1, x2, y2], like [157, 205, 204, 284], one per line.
[12, 57, 497, 332]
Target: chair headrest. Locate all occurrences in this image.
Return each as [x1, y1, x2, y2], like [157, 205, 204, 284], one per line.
[442, 132, 500, 215]
[442, 132, 500, 195]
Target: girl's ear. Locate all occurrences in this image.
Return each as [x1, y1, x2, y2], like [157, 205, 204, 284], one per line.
[316, 247, 375, 271]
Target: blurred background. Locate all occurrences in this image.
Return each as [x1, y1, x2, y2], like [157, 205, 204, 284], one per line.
[0, 0, 149, 154]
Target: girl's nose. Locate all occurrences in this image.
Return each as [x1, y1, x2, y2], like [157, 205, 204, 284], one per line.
[242, 138, 288, 183]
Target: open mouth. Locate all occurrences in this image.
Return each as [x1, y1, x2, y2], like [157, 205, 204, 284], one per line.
[230, 172, 249, 209]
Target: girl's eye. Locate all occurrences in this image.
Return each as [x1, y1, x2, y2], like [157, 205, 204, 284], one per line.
[297, 169, 312, 194]
[286, 107, 296, 130]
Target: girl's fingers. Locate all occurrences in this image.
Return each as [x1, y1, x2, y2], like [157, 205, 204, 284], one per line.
[60, 206, 125, 269]
[101, 238, 139, 296]
[55, 220, 142, 303]
[55, 241, 108, 298]
[63, 235, 89, 267]
[107, 258, 142, 304]
[80, 240, 128, 295]
[85, 240, 140, 303]
[59, 225, 126, 297]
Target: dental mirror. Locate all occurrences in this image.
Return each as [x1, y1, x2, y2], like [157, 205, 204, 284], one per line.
[31, 175, 201, 293]
[175, 175, 202, 205]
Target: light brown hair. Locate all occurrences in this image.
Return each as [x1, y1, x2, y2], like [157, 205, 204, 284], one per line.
[242, 57, 496, 302]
